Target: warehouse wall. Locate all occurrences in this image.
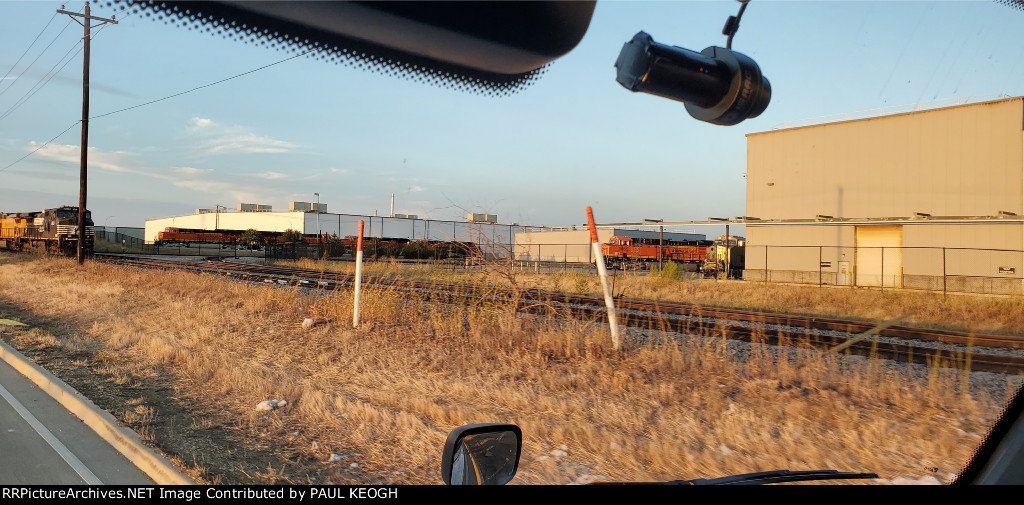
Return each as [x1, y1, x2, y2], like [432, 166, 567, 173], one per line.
[145, 211, 527, 248]
[144, 212, 306, 243]
[744, 223, 1023, 293]
[746, 98, 1024, 220]
[744, 98, 1024, 293]
[514, 229, 612, 263]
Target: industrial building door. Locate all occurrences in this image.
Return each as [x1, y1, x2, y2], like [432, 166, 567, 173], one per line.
[855, 225, 903, 287]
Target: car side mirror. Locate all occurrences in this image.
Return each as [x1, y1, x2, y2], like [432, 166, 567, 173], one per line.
[441, 423, 522, 485]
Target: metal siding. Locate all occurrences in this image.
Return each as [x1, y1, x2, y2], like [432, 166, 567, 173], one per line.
[746, 225, 850, 271]
[513, 230, 607, 263]
[906, 224, 1024, 279]
[747, 98, 1024, 221]
[145, 212, 305, 243]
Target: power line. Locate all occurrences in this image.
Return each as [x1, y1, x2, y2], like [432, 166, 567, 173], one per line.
[0, 15, 75, 100]
[0, 4, 131, 121]
[0, 45, 316, 174]
[0, 120, 81, 173]
[0, 41, 84, 121]
[0, 12, 58, 87]
[89, 48, 317, 120]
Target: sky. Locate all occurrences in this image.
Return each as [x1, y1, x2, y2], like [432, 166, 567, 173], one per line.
[0, 0, 1022, 234]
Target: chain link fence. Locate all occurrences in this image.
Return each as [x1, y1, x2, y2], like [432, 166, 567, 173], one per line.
[94, 227, 267, 258]
[744, 244, 1023, 295]
[97, 227, 1020, 295]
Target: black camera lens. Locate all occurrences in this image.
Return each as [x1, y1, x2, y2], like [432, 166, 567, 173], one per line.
[615, 31, 770, 126]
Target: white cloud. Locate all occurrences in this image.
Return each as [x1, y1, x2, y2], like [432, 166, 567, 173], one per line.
[170, 178, 263, 204]
[186, 117, 298, 156]
[408, 185, 425, 193]
[204, 134, 297, 155]
[189, 117, 213, 129]
[174, 166, 212, 175]
[31, 142, 141, 174]
[29, 142, 277, 205]
[254, 171, 288, 180]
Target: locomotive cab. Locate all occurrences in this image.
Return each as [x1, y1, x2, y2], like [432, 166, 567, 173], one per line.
[45, 206, 95, 256]
[701, 235, 745, 279]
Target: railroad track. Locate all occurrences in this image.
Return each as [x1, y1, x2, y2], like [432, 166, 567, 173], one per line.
[95, 254, 1024, 375]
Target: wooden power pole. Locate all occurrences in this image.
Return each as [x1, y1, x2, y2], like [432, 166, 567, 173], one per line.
[57, 2, 116, 265]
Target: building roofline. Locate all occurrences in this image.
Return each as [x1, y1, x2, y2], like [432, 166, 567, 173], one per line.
[748, 95, 1022, 137]
[143, 210, 549, 229]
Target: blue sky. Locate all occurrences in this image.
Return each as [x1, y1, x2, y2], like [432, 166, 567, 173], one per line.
[1, 0, 1022, 233]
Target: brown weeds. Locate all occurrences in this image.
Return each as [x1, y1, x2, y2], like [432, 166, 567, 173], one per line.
[273, 258, 1024, 335]
[0, 253, 1010, 484]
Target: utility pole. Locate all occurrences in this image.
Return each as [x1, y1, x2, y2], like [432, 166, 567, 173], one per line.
[643, 218, 664, 270]
[58, 2, 116, 265]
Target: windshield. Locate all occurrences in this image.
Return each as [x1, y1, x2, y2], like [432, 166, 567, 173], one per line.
[0, 0, 1021, 487]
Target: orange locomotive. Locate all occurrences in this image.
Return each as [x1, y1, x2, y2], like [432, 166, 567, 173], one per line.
[602, 235, 713, 266]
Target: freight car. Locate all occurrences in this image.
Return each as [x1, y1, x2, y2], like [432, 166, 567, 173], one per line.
[0, 206, 95, 256]
[700, 235, 745, 279]
[602, 235, 713, 269]
[156, 227, 340, 246]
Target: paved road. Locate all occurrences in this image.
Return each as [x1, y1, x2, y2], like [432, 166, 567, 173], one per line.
[0, 356, 155, 485]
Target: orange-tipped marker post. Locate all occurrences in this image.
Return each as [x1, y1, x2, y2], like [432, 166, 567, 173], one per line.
[586, 206, 620, 350]
[353, 220, 364, 328]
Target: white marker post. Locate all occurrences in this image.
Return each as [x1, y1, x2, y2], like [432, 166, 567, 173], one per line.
[353, 220, 364, 328]
[587, 206, 620, 350]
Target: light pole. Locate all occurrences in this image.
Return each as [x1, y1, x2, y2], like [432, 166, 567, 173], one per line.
[313, 192, 320, 239]
[215, 204, 226, 231]
[104, 216, 115, 242]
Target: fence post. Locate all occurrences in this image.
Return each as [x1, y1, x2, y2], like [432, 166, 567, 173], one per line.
[764, 245, 769, 283]
[881, 247, 885, 290]
[586, 206, 620, 350]
[942, 247, 947, 294]
[819, 245, 822, 287]
[353, 220, 364, 328]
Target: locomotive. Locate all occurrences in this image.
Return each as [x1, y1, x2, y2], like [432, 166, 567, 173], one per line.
[602, 235, 713, 269]
[700, 235, 746, 278]
[0, 206, 95, 256]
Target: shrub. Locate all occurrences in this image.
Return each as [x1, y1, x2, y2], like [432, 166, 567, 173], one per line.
[281, 229, 304, 244]
[649, 260, 681, 281]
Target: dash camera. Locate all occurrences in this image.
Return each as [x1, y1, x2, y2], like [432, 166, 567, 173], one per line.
[614, 31, 770, 126]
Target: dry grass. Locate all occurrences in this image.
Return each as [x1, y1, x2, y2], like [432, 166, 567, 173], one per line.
[0, 252, 1015, 484]
[275, 258, 1024, 336]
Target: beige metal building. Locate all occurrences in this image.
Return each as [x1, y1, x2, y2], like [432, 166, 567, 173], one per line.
[744, 96, 1024, 294]
[144, 209, 531, 251]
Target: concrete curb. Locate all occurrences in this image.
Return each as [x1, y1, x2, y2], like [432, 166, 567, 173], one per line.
[0, 340, 195, 485]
